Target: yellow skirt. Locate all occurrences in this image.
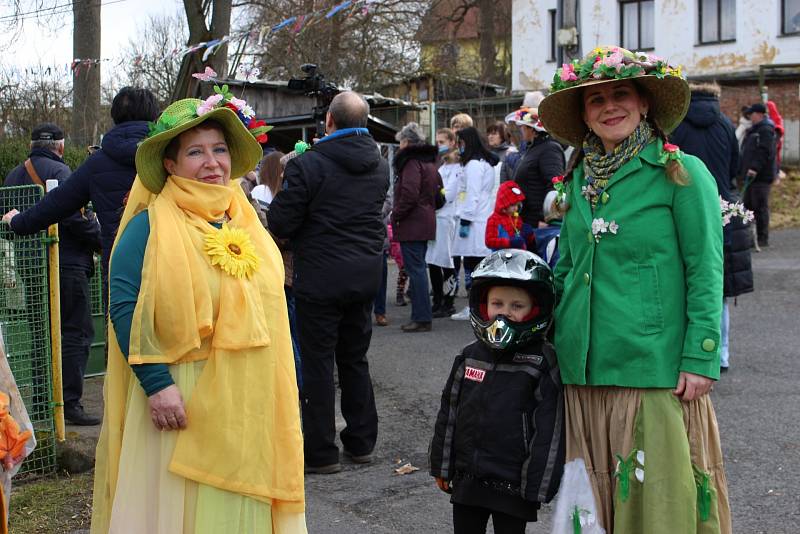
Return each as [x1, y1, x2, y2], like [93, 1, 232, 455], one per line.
[101, 361, 306, 534]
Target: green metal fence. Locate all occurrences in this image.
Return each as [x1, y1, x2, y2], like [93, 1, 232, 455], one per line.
[0, 184, 57, 475]
[87, 257, 106, 375]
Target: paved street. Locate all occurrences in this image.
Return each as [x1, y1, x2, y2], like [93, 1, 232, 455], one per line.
[304, 228, 800, 533]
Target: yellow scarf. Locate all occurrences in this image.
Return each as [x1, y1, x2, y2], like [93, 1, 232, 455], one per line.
[91, 176, 304, 532]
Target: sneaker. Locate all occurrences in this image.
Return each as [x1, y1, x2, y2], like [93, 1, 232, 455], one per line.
[64, 405, 101, 426]
[450, 306, 470, 321]
[304, 462, 342, 474]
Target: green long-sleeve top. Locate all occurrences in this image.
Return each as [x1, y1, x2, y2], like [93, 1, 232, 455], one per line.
[109, 211, 172, 396]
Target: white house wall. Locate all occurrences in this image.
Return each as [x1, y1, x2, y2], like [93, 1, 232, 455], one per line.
[513, 0, 800, 91]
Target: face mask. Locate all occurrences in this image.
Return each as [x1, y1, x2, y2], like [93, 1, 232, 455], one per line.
[458, 147, 465, 155]
[438, 145, 449, 154]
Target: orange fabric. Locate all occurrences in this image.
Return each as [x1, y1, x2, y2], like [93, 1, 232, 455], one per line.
[0, 391, 31, 465]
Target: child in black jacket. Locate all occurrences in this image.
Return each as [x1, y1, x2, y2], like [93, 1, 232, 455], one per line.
[430, 249, 564, 534]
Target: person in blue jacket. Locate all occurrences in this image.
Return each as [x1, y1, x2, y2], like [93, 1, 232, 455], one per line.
[2, 123, 102, 425]
[2, 87, 159, 311]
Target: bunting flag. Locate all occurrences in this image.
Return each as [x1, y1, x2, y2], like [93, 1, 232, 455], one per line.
[18, 0, 374, 74]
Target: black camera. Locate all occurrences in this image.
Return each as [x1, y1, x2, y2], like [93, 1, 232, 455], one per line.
[288, 64, 340, 138]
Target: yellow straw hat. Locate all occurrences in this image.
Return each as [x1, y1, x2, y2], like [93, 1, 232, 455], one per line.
[136, 86, 271, 193]
[538, 46, 689, 147]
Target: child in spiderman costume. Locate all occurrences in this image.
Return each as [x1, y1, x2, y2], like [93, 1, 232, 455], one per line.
[485, 181, 536, 251]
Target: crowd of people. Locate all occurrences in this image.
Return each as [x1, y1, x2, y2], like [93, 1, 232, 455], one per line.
[0, 43, 787, 534]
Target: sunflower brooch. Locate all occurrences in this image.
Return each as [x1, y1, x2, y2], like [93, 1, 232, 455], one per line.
[204, 223, 260, 279]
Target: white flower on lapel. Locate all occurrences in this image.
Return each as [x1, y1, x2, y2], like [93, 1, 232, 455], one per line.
[591, 218, 619, 242]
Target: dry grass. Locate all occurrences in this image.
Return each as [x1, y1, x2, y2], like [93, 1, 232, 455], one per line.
[9, 471, 93, 533]
[771, 168, 800, 229]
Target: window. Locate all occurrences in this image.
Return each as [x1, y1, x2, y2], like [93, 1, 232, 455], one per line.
[698, 0, 736, 43]
[547, 9, 557, 62]
[784, 0, 800, 34]
[619, 0, 654, 51]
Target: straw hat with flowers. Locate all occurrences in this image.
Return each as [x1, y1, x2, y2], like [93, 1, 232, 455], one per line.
[539, 46, 689, 147]
[136, 85, 272, 193]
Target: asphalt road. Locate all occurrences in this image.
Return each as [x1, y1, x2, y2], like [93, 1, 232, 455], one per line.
[304, 228, 800, 534]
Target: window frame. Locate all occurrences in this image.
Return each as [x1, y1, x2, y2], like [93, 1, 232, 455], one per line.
[697, 0, 737, 45]
[782, 0, 800, 35]
[619, 0, 655, 51]
[547, 9, 557, 62]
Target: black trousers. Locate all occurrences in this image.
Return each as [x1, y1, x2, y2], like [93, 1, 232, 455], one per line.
[452, 503, 528, 534]
[743, 181, 771, 244]
[60, 266, 94, 409]
[429, 265, 456, 305]
[296, 297, 378, 466]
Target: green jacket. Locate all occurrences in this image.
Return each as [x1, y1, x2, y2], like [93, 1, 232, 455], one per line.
[553, 138, 722, 387]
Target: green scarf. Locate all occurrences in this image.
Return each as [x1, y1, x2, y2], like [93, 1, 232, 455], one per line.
[582, 121, 653, 209]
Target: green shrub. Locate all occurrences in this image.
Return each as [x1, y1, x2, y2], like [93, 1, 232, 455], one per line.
[0, 138, 89, 184]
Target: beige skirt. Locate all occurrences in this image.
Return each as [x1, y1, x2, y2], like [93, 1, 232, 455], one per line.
[552, 385, 731, 534]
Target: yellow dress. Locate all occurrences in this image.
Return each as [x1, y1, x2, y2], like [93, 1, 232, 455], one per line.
[91, 176, 306, 534]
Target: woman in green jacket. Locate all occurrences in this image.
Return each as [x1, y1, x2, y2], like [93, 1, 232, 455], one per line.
[540, 47, 731, 534]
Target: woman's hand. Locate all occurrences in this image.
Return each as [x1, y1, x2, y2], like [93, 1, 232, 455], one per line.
[148, 385, 187, 431]
[435, 477, 452, 494]
[673, 371, 714, 402]
[2, 209, 19, 225]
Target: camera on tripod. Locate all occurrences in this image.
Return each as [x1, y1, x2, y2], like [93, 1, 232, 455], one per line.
[288, 64, 340, 138]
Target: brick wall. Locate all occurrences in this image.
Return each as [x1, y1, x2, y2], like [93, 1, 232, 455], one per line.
[718, 78, 800, 123]
[718, 77, 800, 166]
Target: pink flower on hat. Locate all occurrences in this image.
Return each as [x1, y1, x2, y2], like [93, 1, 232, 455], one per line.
[603, 51, 624, 70]
[560, 63, 578, 82]
[197, 94, 224, 116]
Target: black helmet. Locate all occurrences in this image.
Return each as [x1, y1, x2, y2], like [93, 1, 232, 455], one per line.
[469, 249, 555, 351]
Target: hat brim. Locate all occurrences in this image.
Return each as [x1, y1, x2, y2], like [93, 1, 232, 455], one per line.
[539, 75, 690, 147]
[504, 109, 547, 132]
[135, 106, 263, 193]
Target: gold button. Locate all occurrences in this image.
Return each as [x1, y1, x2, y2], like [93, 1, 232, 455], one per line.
[601, 192, 610, 204]
[702, 339, 715, 352]
[583, 273, 591, 285]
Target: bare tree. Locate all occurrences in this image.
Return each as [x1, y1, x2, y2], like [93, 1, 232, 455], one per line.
[0, 64, 74, 140]
[171, 0, 233, 100]
[121, 12, 188, 106]
[0, 0, 102, 144]
[235, 0, 424, 90]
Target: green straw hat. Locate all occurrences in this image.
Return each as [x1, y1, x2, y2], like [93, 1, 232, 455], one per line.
[539, 46, 690, 147]
[136, 88, 269, 193]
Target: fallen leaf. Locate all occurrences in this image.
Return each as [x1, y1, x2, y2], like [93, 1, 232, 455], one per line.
[394, 462, 419, 475]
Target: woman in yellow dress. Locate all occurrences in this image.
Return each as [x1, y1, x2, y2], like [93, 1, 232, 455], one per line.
[90, 88, 306, 533]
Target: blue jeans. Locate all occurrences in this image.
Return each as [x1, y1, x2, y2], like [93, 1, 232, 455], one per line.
[285, 286, 303, 390]
[400, 241, 432, 322]
[373, 251, 388, 315]
[720, 298, 729, 368]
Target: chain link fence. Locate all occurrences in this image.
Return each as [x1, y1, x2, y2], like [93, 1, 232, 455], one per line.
[0, 184, 57, 475]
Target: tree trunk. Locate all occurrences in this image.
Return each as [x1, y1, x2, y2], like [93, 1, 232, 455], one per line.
[477, 0, 495, 84]
[72, 0, 101, 145]
[172, 0, 232, 101]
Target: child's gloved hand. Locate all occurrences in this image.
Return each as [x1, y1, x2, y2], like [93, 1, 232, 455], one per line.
[459, 219, 471, 238]
[435, 477, 452, 494]
[509, 235, 526, 249]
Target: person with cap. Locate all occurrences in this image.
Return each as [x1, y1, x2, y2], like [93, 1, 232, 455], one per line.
[739, 102, 777, 248]
[505, 107, 565, 228]
[2, 87, 159, 312]
[539, 47, 730, 533]
[2, 123, 102, 426]
[268, 91, 387, 474]
[671, 83, 753, 372]
[90, 87, 306, 533]
[392, 122, 441, 333]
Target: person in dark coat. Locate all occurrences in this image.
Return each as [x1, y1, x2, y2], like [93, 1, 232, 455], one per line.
[508, 107, 565, 227]
[671, 83, 753, 372]
[739, 102, 777, 247]
[268, 91, 388, 474]
[391, 122, 441, 333]
[3, 87, 158, 311]
[1, 123, 102, 425]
